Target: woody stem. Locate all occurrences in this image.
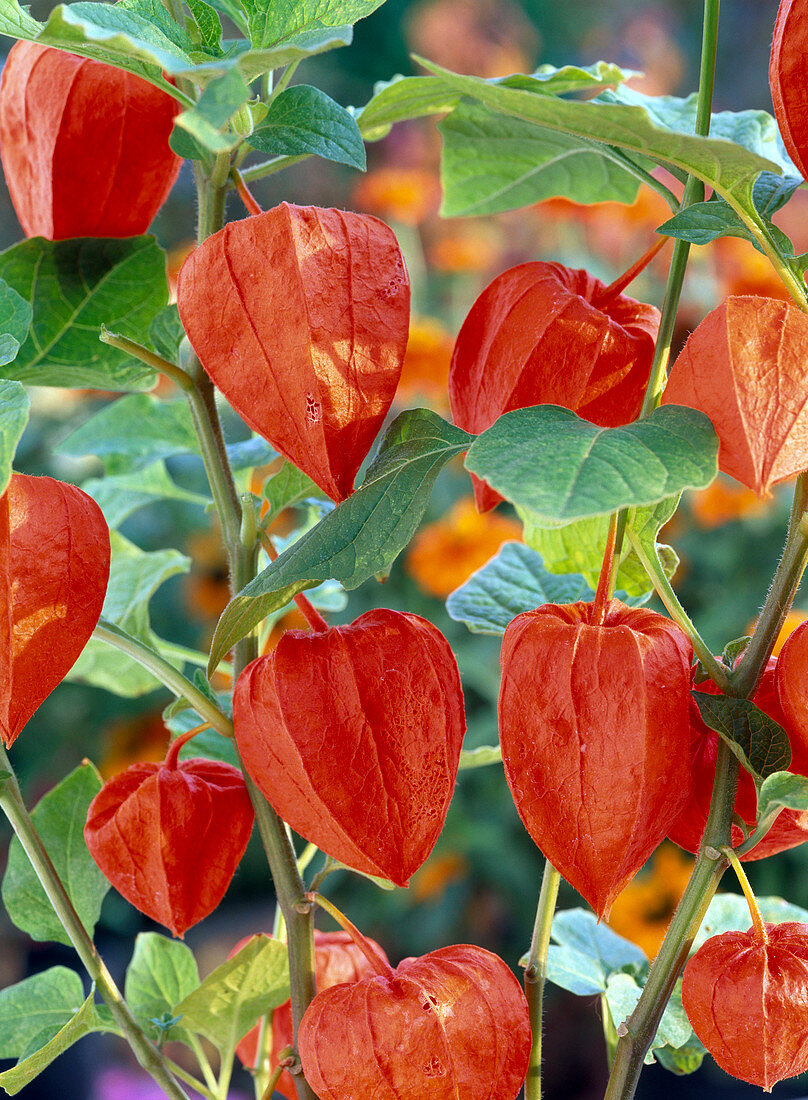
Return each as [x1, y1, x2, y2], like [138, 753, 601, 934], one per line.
[0, 749, 190, 1100]
[190, 169, 318, 1100]
[524, 860, 561, 1100]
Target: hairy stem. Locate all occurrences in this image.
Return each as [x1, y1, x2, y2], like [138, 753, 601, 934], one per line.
[0, 749, 190, 1100]
[524, 861, 561, 1100]
[604, 5, 726, 1096]
[92, 620, 234, 737]
[189, 166, 318, 1100]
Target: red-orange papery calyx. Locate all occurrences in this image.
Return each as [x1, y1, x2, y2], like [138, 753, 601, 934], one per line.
[682, 923, 808, 1091]
[1, 472, 110, 747]
[176, 203, 411, 502]
[298, 938, 531, 1100]
[84, 743, 254, 938]
[662, 295, 808, 496]
[449, 261, 660, 511]
[0, 41, 182, 240]
[499, 599, 693, 917]
[668, 659, 808, 861]
[770, 0, 808, 181]
[233, 608, 466, 887]
[776, 619, 808, 757]
[235, 929, 390, 1098]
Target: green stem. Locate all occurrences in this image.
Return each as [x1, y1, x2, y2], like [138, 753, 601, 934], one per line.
[190, 163, 318, 1100]
[0, 749, 190, 1100]
[92, 620, 234, 738]
[524, 861, 561, 1100]
[187, 1034, 219, 1094]
[625, 531, 729, 690]
[639, 0, 719, 419]
[238, 155, 308, 183]
[99, 329, 193, 391]
[164, 1058, 217, 1100]
[732, 472, 808, 697]
[604, 744, 737, 1100]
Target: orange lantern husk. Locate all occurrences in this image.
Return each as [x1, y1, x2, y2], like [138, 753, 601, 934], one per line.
[1, 472, 110, 747]
[682, 923, 808, 1091]
[298, 939, 531, 1100]
[233, 608, 465, 888]
[499, 599, 693, 918]
[84, 748, 254, 938]
[177, 203, 411, 503]
[0, 41, 181, 239]
[449, 260, 660, 511]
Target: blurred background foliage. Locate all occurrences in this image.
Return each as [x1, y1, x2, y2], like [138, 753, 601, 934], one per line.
[5, 0, 808, 1096]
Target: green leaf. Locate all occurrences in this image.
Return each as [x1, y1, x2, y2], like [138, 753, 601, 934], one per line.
[519, 497, 679, 600]
[357, 61, 636, 145]
[655, 1035, 706, 1076]
[418, 60, 782, 220]
[249, 0, 385, 49]
[0, 279, 32, 367]
[600, 87, 799, 174]
[692, 893, 808, 952]
[149, 305, 185, 362]
[125, 933, 200, 1042]
[261, 461, 326, 524]
[0, 380, 29, 496]
[2, 765, 108, 947]
[68, 532, 190, 697]
[551, 909, 648, 973]
[0, 968, 86, 1059]
[56, 396, 198, 470]
[755, 771, 808, 834]
[0, 237, 168, 391]
[0, 0, 41, 40]
[0, 990, 113, 1095]
[605, 973, 692, 1060]
[439, 100, 642, 217]
[175, 68, 250, 153]
[657, 176, 799, 255]
[446, 542, 591, 635]
[457, 744, 502, 770]
[237, 25, 354, 76]
[692, 693, 791, 784]
[545, 945, 611, 996]
[81, 461, 210, 529]
[357, 75, 461, 142]
[465, 405, 717, 523]
[184, 0, 223, 54]
[208, 409, 471, 672]
[249, 84, 366, 170]
[35, 2, 193, 90]
[174, 935, 289, 1054]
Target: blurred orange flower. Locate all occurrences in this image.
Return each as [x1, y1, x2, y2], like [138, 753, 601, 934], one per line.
[167, 240, 195, 302]
[99, 711, 169, 779]
[711, 236, 791, 301]
[184, 529, 230, 620]
[688, 478, 769, 529]
[261, 607, 309, 655]
[427, 221, 502, 274]
[406, 497, 522, 598]
[412, 851, 468, 901]
[352, 167, 440, 225]
[398, 317, 453, 407]
[608, 843, 694, 960]
[746, 609, 808, 658]
[406, 0, 538, 78]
